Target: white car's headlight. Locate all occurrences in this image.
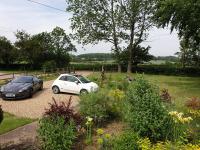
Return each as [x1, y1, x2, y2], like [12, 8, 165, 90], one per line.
[19, 87, 29, 92]
[90, 86, 94, 91]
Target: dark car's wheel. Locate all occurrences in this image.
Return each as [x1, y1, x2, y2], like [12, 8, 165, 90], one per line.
[39, 83, 43, 90]
[29, 89, 33, 98]
[52, 86, 60, 94]
[80, 89, 88, 95]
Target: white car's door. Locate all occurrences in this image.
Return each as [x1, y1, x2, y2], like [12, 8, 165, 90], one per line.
[65, 76, 82, 94]
[58, 75, 70, 93]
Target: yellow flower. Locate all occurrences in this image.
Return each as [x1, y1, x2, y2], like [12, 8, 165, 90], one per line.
[105, 133, 111, 139]
[97, 128, 104, 135]
[86, 116, 93, 122]
[97, 138, 103, 145]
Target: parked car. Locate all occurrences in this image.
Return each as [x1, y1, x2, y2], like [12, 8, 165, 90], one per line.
[0, 76, 43, 100]
[52, 74, 98, 94]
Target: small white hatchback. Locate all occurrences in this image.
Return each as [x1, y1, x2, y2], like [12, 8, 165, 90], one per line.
[52, 74, 99, 94]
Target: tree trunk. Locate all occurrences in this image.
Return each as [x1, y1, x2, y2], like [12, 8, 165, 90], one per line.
[127, 22, 135, 73]
[118, 63, 122, 72]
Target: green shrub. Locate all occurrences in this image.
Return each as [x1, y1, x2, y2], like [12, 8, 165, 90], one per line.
[79, 90, 111, 124]
[38, 116, 76, 150]
[123, 75, 180, 142]
[79, 90, 124, 124]
[110, 131, 140, 150]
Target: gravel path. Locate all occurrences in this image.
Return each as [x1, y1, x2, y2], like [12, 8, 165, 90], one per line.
[0, 71, 93, 119]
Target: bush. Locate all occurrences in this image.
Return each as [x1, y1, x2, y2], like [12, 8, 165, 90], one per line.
[80, 89, 125, 125]
[0, 105, 3, 124]
[79, 90, 111, 124]
[110, 131, 140, 150]
[38, 116, 77, 150]
[42, 60, 57, 71]
[123, 75, 179, 142]
[44, 96, 82, 126]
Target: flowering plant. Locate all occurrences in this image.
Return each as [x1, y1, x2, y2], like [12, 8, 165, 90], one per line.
[97, 128, 111, 150]
[85, 116, 93, 144]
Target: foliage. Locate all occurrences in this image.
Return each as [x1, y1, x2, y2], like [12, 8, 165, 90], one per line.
[155, 0, 200, 50]
[38, 116, 77, 150]
[80, 88, 126, 125]
[14, 27, 76, 69]
[123, 75, 181, 142]
[44, 96, 82, 126]
[0, 105, 3, 124]
[160, 88, 172, 103]
[79, 90, 111, 124]
[85, 116, 93, 144]
[42, 60, 57, 71]
[185, 97, 200, 110]
[96, 128, 111, 150]
[110, 131, 140, 150]
[138, 138, 200, 150]
[0, 36, 17, 65]
[120, 45, 153, 66]
[66, 0, 156, 72]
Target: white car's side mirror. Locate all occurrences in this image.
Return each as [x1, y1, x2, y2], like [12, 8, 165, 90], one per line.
[75, 81, 79, 84]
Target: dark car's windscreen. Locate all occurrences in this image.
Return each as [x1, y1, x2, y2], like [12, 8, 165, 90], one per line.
[12, 77, 33, 83]
[77, 76, 91, 83]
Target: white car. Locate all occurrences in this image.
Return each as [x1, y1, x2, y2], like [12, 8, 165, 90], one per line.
[52, 74, 99, 94]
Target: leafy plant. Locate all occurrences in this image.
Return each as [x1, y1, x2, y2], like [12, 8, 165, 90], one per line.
[123, 75, 181, 142]
[80, 88, 124, 125]
[96, 128, 111, 150]
[38, 116, 76, 150]
[110, 131, 139, 150]
[45, 96, 82, 126]
[185, 97, 200, 110]
[79, 90, 112, 124]
[0, 105, 3, 124]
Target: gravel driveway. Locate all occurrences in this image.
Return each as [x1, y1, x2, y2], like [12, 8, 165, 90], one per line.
[0, 71, 93, 119]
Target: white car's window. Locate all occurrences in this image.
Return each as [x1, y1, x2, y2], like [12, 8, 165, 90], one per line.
[59, 76, 68, 81]
[67, 76, 79, 82]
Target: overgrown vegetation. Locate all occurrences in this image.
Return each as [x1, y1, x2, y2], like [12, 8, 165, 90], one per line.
[38, 97, 82, 150]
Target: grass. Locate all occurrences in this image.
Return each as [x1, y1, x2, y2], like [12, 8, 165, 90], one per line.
[0, 113, 34, 135]
[89, 72, 200, 110]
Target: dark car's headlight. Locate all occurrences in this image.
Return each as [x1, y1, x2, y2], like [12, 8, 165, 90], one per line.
[19, 87, 29, 93]
[0, 86, 5, 92]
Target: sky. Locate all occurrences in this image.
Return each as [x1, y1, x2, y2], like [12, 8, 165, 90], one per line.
[0, 0, 180, 56]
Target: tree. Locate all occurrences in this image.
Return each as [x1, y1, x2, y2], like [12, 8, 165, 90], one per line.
[176, 38, 200, 68]
[15, 27, 76, 68]
[155, 0, 200, 49]
[66, 0, 155, 72]
[120, 45, 153, 66]
[15, 30, 47, 68]
[50, 27, 77, 67]
[0, 36, 17, 65]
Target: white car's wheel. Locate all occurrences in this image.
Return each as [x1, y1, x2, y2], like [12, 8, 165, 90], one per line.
[52, 86, 60, 94]
[80, 89, 88, 95]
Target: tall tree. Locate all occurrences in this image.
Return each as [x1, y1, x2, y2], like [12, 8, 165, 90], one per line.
[66, 0, 155, 72]
[155, 0, 200, 49]
[0, 36, 17, 65]
[50, 27, 77, 67]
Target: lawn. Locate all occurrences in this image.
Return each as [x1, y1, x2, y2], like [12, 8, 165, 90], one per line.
[0, 113, 34, 135]
[89, 72, 200, 110]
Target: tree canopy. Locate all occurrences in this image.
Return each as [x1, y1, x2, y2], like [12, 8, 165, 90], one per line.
[66, 0, 155, 72]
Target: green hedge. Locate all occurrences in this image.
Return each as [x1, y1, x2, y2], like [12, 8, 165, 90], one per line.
[71, 63, 200, 76]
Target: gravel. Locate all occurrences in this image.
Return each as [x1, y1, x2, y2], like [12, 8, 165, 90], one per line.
[0, 71, 92, 119]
